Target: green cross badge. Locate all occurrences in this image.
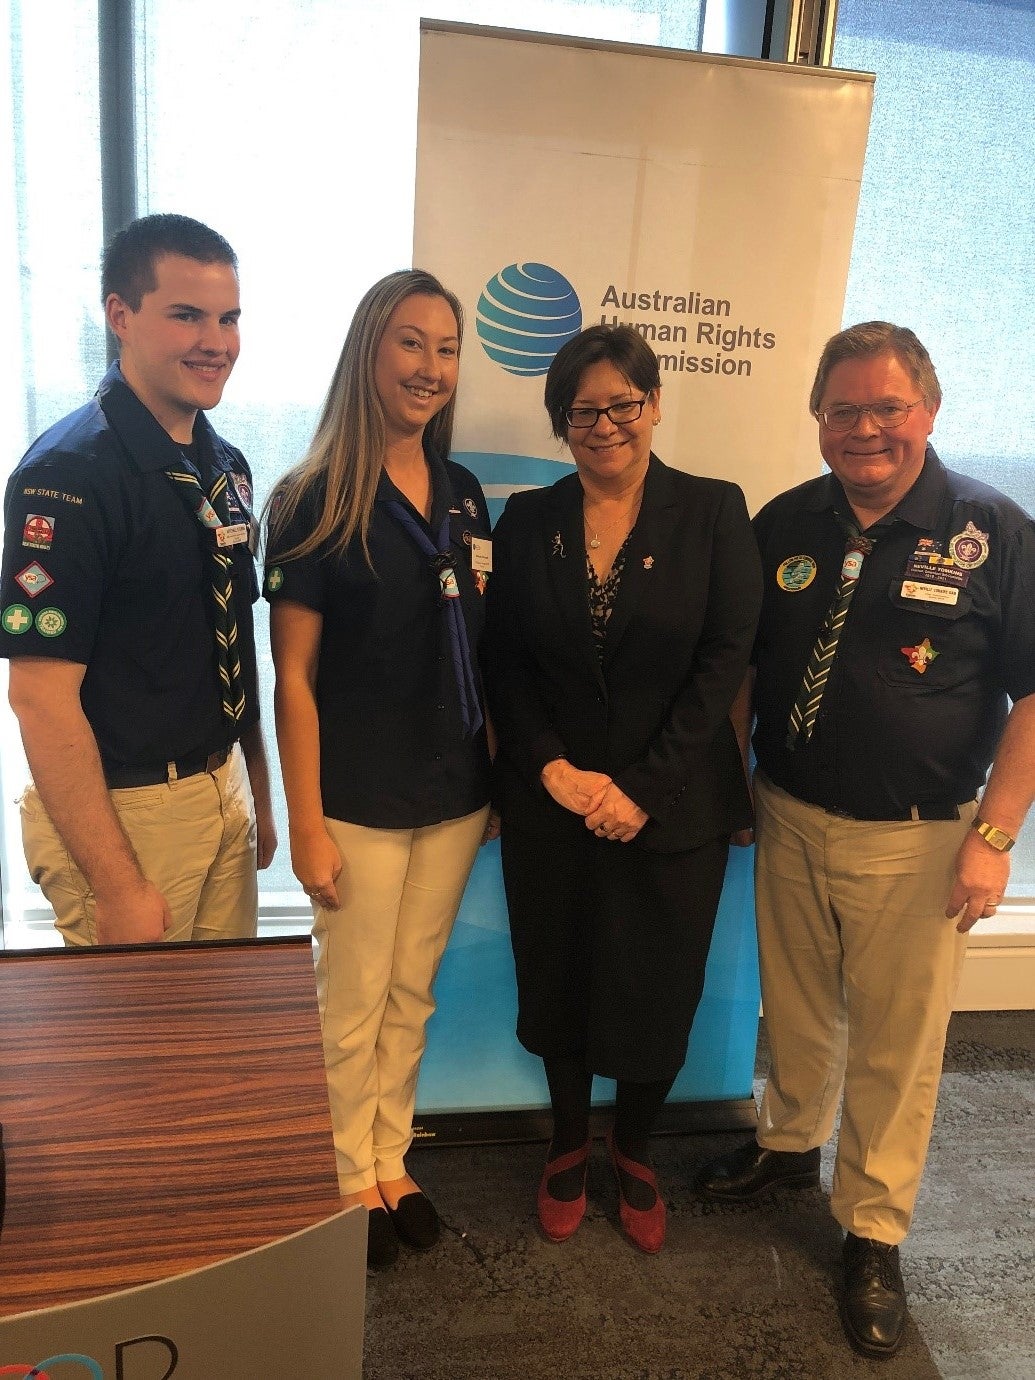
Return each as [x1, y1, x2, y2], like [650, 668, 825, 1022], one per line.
[2, 604, 32, 634]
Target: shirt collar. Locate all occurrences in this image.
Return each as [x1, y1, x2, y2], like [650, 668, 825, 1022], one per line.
[803, 445, 947, 532]
[375, 443, 452, 531]
[97, 361, 226, 475]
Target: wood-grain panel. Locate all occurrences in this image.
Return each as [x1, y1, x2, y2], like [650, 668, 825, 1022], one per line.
[0, 937, 342, 1317]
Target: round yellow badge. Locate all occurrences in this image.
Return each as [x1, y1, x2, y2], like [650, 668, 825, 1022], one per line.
[776, 555, 817, 592]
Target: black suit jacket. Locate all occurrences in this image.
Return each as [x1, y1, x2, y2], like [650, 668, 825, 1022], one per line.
[485, 454, 762, 852]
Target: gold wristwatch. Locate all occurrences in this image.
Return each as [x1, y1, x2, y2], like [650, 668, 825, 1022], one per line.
[973, 818, 1016, 852]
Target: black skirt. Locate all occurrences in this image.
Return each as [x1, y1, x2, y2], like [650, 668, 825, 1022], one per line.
[500, 819, 729, 1082]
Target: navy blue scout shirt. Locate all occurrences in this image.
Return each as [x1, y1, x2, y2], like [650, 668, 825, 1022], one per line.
[752, 446, 1035, 818]
[0, 363, 260, 770]
[264, 449, 492, 829]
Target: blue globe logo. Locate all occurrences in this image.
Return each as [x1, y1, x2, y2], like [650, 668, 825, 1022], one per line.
[476, 263, 582, 377]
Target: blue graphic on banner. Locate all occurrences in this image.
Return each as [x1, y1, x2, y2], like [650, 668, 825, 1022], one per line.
[453, 451, 574, 524]
[476, 263, 582, 376]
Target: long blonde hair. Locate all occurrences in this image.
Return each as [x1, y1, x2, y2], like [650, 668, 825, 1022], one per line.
[265, 269, 463, 566]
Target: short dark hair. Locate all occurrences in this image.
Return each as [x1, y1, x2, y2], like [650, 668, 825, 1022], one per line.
[544, 325, 662, 439]
[101, 213, 238, 310]
[809, 321, 942, 414]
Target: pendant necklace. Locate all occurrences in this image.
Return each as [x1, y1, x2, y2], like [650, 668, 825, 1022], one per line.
[583, 493, 643, 550]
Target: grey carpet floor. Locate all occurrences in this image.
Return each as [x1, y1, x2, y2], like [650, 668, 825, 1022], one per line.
[364, 1011, 1034, 1379]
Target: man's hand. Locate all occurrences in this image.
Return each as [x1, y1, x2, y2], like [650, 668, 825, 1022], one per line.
[255, 803, 278, 870]
[93, 877, 172, 945]
[239, 722, 278, 870]
[9, 657, 174, 942]
[945, 828, 1011, 933]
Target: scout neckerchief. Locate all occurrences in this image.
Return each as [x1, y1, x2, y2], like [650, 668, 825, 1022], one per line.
[165, 449, 246, 725]
[386, 501, 483, 739]
[785, 514, 882, 751]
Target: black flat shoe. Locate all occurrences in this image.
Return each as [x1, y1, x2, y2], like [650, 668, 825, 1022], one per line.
[695, 1140, 821, 1202]
[841, 1232, 907, 1358]
[366, 1206, 400, 1271]
[386, 1190, 440, 1250]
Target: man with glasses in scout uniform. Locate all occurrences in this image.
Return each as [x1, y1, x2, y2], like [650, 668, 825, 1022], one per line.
[0, 214, 276, 947]
[695, 322, 1035, 1358]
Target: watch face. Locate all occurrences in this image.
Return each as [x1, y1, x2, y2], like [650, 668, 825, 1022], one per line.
[978, 821, 1013, 851]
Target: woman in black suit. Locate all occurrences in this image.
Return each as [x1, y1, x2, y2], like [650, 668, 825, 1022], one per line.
[486, 325, 761, 1254]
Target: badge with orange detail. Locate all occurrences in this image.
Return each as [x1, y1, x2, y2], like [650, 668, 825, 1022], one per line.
[901, 637, 939, 673]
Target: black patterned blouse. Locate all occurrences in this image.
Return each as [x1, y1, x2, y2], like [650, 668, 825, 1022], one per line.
[586, 536, 630, 660]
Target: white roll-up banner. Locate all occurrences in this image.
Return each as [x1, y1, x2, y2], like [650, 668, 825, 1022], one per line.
[412, 21, 873, 1129]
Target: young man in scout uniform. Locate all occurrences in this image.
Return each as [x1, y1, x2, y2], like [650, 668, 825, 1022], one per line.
[696, 322, 1035, 1358]
[1, 213, 276, 947]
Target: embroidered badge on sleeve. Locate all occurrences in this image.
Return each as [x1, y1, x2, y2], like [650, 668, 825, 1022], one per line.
[22, 514, 55, 550]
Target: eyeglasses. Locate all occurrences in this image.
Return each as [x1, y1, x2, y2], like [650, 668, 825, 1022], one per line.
[564, 397, 649, 429]
[820, 400, 925, 433]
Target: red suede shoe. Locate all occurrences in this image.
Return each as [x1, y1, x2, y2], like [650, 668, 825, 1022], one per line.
[537, 1140, 590, 1242]
[607, 1132, 666, 1254]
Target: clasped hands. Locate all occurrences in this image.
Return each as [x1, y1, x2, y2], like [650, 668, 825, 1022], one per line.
[540, 758, 648, 842]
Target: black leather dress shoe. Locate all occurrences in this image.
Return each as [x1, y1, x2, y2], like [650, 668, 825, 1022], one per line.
[841, 1232, 907, 1358]
[695, 1140, 821, 1202]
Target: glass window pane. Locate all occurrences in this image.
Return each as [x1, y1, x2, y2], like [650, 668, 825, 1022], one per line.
[1, 0, 104, 947]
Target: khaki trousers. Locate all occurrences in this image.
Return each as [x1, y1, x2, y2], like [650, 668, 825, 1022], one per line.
[21, 746, 258, 946]
[753, 772, 974, 1245]
[315, 807, 488, 1194]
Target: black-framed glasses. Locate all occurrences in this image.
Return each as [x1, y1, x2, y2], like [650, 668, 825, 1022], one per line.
[820, 399, 925, 433]
[564, 397, 649, 429]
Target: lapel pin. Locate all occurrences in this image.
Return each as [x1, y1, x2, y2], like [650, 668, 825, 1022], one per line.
[643, 556, 654, 569]
[552, 532, 565, 558]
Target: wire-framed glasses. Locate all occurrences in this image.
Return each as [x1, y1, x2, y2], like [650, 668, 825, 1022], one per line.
[820, 399, 925, 432]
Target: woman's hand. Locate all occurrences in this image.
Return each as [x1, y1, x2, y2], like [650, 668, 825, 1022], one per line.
[290, 824, 343, 910]
[483, 810, 502, 844]
[584, 782, 649, 843]
[540, 758, 612, 816]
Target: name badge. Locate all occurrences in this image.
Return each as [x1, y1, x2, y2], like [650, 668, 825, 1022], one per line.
[471, 536, 493, 573]
[216, 522, 250, 548]
[900, 580, 959, 606]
